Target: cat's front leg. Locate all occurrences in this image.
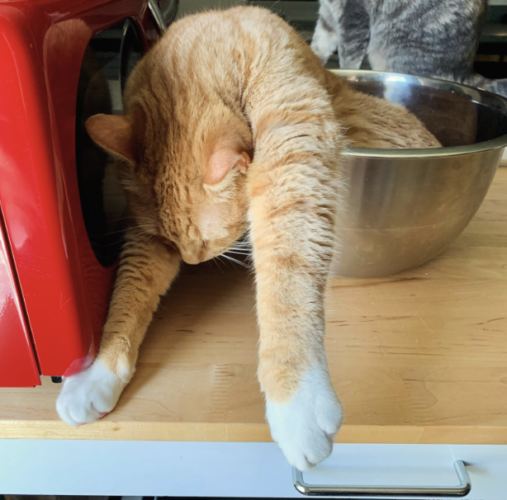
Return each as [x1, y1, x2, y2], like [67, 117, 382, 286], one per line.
[57, 230, 180, 426]
[334, 0, 371, 69]
[249, 125, 344, 470]
[311, 0, 340, 64]
[265, 363, 343, 471]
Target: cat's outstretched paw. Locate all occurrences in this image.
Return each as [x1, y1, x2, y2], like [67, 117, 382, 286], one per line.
[56, 359, 127, 426]
[266, 366, 342, 471]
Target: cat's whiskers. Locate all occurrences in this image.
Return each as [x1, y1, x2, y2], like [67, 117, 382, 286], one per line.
[221, 252, 249, 268]
[227, 249, 251, 256]
[230, 240, 252, 249]
[218, 254, 238, 269]
[213, 255, 225, 273]
[229, 249, 248, 254]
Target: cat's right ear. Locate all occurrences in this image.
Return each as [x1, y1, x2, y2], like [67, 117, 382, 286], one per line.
[205, 147, 250, 185]
[85, 114, 135, 164]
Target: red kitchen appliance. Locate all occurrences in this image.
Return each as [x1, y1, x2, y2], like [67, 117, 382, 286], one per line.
[0, 0, 169, 387]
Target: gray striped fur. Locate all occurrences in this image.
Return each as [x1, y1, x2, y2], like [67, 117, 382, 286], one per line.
[311, 0, 507, 97]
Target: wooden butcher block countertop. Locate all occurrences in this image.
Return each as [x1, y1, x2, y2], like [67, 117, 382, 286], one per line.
[1, 168, 507, 444]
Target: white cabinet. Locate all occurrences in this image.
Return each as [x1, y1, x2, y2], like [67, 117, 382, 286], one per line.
[1, 440, 505, 498]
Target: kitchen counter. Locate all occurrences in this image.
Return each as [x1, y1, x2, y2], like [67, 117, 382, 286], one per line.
[1, 168, 506, 445]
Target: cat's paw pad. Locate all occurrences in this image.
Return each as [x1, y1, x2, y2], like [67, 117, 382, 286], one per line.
[56, 359, 127, 426]
[266, 366, 342, 471]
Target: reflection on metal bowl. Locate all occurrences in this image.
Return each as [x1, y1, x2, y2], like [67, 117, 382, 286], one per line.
[331, 70, 507, 278]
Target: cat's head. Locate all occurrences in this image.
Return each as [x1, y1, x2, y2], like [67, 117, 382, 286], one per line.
[85, 104, 252, 264]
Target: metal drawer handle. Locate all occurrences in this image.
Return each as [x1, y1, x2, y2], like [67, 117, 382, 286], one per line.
[293, 460, 471, 497]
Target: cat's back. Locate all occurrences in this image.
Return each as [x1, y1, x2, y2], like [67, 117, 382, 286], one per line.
[160, 7, 300, 57]
[137, 7, 323, 93]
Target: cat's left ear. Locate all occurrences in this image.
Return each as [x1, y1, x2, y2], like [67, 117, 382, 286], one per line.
[205, 147, 251, 186]
[85, 114, 136, 164]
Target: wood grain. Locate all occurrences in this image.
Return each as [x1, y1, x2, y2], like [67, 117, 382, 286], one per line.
[1, 167, 506, 443]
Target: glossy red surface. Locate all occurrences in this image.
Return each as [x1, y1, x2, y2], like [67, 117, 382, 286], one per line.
[0, 215, 40, 387]
[0, 0, 159, 385]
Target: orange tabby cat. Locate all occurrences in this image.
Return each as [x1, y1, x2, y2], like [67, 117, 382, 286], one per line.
[57, 7, 440, 470]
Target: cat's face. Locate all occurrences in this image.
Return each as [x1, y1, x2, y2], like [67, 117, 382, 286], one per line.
[136, 159, 250, 265]
[85, 113, 252, 264]
[183, 179, 251, 265]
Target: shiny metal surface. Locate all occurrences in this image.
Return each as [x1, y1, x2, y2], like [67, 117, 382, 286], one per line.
[148, 0, 167, 32]
[331, 70, 507, 277]
[159, 0, 179, 25]
[293, 460, 471, 497]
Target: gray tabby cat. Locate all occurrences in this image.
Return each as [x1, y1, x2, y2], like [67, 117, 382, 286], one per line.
[312, 0, 507, 96]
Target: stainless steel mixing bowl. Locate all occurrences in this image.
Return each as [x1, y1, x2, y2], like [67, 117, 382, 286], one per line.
[331, 70, 507, 278]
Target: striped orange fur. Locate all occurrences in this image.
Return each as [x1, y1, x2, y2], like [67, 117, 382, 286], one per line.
[58, 7, 440, 469]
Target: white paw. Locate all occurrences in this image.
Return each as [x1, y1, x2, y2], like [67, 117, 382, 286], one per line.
[311, 25, 338, 64]
[266, 365, 342, 471]
[56, 359, 127, 426]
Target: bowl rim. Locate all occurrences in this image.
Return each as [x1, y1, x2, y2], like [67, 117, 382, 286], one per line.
[332, 69, 507, 158]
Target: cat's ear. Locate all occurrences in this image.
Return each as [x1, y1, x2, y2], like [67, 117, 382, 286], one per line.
[85, 114, 136, 163]
[205, 147, 251, 185]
